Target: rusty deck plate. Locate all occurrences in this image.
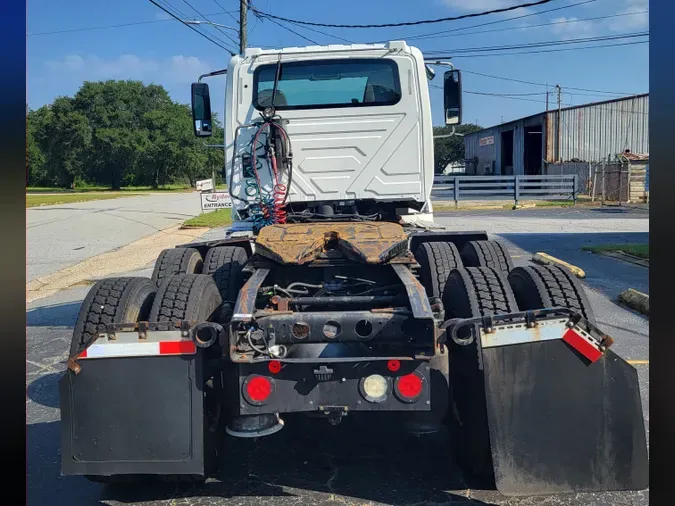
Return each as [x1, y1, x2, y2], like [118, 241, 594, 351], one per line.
[254, 222, 409, 264]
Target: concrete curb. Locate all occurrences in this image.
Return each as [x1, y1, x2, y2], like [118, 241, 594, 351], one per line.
[618, 288, 649, 316]
[531, 252, 586, 278]
[596, 250, 649, 268]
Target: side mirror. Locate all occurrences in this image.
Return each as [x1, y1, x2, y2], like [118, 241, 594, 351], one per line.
[443, 70, 462, 126]
[191, 82, 213, 137]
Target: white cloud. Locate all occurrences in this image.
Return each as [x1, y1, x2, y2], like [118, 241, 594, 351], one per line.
[550, 16, 595, 39]
[45, 54, 209, 84]
[609, 0, 648, 31]
[168, 55, 211, 83]
[545, 0, 647, 40]
[154, 12, 172, 21]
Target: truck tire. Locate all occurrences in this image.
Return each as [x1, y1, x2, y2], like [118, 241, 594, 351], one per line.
[151, 247, 203, 286]
[460, 240, 513, 273]
[444, 267, 519, 485]
[202, 246, 248, 302]
[148, 273, 223, 330]
[414, 242, 463, 299]
[147, 273, 224, 482]
[70, 277, 156, 357]
[508, 264, 596, 325]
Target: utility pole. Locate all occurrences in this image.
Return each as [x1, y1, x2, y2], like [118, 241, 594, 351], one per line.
[239, 0, 248, 54]
[556, 84, 562, 162]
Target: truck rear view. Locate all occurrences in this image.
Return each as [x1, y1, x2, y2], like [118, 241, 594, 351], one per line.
[59, 41, 648, 497]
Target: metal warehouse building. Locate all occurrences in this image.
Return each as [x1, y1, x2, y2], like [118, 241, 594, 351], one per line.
[463, 93, 649, 176]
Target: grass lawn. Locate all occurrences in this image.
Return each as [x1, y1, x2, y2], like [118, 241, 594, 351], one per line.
[26, 192, 147, 208]
[432, 199, 584, 211]
[182, 209, 233, 228]
[26, 184, 194, 193]
[583, 243, 649, 259]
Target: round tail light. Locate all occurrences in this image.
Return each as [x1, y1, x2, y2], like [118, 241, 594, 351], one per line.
[395, 373, 424, 402]
[387, 360, 400, 372]
[360, 374, 389, 403]
[244, 375, 273, 405]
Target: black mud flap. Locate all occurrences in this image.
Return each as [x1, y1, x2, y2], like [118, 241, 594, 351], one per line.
[60, 353, 206, 477]
[482, 340, 649, 496]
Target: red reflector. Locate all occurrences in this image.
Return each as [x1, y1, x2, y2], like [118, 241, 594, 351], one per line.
[562, 328, 603, 363]
[397, 373, 423, 398]
[246, 376, 272, 402]
[387, 360, 400, 372]
[159, 340, 197, 355]
[79, 349, 88, 358]
[268, 360, 282, 374]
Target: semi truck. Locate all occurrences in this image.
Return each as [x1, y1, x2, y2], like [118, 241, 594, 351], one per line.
[59, 41, 648, 496]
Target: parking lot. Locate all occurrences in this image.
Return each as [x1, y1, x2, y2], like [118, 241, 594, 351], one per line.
[26, 204, 649, 506]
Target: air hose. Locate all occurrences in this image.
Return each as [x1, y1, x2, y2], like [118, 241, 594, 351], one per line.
[247, 115, 293, 231]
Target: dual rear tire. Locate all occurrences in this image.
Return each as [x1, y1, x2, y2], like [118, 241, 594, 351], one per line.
[72, 246, 249, 485]
[414, 240, 595, 484]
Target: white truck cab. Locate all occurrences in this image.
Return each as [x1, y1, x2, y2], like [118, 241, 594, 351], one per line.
[191, 41, 461, 228]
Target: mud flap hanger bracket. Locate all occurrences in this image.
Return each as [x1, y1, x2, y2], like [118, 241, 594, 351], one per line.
[443, 307, 614, 356]
[66, 320, 223, 375]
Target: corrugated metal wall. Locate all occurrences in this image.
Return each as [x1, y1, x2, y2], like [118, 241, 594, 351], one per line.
[465, 128, 498, 174]
[546, 94, 649, 162]
[464, 114, 543, 175]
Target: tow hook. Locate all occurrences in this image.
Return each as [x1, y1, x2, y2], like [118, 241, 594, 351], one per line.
[319, 406, 348, 426]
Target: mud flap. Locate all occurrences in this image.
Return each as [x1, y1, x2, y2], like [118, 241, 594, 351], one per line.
[481, 338, 649, 496]
[60, 351, 207, 477]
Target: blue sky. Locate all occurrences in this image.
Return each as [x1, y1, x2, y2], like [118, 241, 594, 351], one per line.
[27, 0, 648, 127]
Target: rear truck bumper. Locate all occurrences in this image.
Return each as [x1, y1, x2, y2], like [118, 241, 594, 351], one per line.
[60, 308, 648, 494]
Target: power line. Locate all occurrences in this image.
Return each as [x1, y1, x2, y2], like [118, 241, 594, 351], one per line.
[459, 69, 638, 96]
[147, 0, 236, 54]
[283, 20, 356, 44]
[250, 0, 557, 29]
[211, 0, 241, 26]
[469, 91, 547, 96]
[466, 91, 550, 104]
[260, 16, 320, 45]
[427, 39, 648, 59]
[180, 0, 240, 47]
[431, 85, 649, 114]
[379, 0, 597, 40]
[28, 9, 237, 36]
[404, 10, 647, 42]
[431, 84, 549, 104]
[154, 0, 239, 51]
[424, 32, 648, 54]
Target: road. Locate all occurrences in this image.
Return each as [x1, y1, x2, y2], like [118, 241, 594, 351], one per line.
[26, 205, 649, 506]
[27, 192, 202, 281]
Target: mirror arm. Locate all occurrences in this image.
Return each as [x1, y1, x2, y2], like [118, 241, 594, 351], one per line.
[198, 68, 228, 83]
[434, 127, 465, 139]
[424, 60, 455, 70]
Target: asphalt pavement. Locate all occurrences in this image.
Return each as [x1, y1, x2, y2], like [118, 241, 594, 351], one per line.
[27, 192, 203, 281]
[26, 204, 649, 506]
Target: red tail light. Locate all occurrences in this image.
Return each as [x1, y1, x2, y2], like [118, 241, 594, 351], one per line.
[244, 376, 273, 404]
[395, 373, 423, 401]
[387, 360, 400, 372]
[268, 360, 282, 374]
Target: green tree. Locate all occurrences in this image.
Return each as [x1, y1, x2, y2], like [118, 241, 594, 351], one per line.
[26, 106, 52, 186]
[42, 97, 92, 188]
[433, 123, 483, 174]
